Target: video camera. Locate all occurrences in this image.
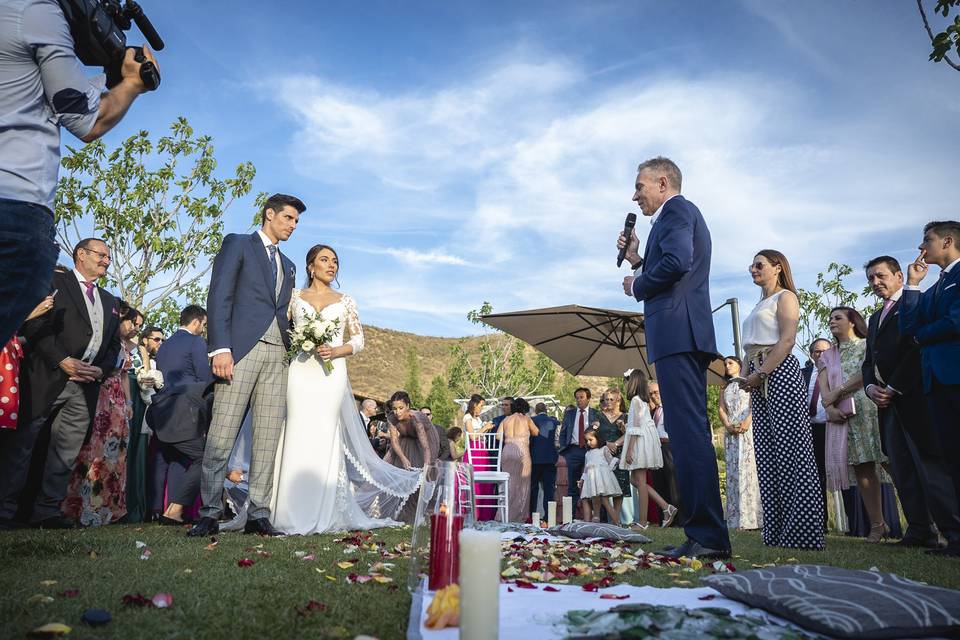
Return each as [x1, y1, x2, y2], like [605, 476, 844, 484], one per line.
[56, 0, 165, 91]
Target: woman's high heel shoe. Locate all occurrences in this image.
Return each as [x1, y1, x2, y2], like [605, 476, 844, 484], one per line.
[867, 522, 890, 543]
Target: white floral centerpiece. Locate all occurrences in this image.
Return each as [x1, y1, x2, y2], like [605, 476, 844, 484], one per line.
[287, 310, 341, 373]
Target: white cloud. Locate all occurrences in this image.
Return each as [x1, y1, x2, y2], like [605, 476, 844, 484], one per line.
[267, 51, 950, 336]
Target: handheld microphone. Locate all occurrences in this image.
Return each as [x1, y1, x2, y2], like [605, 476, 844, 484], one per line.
[616, 212, 637, 267]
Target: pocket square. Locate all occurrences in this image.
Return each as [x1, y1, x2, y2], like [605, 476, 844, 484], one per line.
[111, 307, 119, 316]
[945, 283, 957, 291]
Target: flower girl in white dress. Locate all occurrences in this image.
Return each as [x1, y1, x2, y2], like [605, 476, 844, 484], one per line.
[578, 430, 621, 524]
[620, 369, 678, 529]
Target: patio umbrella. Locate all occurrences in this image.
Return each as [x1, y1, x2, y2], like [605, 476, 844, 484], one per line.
[480, 304, 726, 385]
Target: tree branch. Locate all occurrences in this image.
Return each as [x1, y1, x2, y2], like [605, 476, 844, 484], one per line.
[918, 0, 960, 71]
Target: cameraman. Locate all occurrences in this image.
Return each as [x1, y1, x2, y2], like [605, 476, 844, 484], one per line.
[0, 0, 159, 346]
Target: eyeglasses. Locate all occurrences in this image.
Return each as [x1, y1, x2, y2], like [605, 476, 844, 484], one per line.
[82, 248, 111, 262]
[422, 412, 432, 418]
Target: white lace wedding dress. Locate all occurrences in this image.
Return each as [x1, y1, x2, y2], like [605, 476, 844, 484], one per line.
[270, 290, 422, 534]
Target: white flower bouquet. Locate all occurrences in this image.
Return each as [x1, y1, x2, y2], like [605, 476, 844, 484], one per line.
[287, 311, 341, 373]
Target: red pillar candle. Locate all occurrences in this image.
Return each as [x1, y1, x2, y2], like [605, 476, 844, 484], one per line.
[428, 507, 464, 590]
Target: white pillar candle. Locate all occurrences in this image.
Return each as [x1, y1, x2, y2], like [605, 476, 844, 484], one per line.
[546, 501, 557, 528]
[562, 496, 573, 524]
[459, 529, 501, 640]
[531, 512, 541, 528]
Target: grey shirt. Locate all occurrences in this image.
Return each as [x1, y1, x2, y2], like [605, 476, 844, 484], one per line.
[0, 0, 103, 209]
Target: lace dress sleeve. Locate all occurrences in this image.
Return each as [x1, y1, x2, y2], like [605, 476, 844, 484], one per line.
[343, 295, 365, 355]
[288, 288, 301, 322]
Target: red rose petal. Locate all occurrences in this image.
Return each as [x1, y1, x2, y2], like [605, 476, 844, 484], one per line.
[698, 594, 717, 601]
[507, 587, 514, 593]
[514, 580, 537, 589]
[58, 590, 79, 598]
[599, 594, 630, 600]
[237, 558, 255, 567]
[543, 586, 560, 592]
[582, 583, 599, 592]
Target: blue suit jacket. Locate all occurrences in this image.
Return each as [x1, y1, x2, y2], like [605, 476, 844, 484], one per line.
[631, 195, 718, 363]
[155, 329, 213, 395]
[558, 406, 599, 455]
[530, 413, 559, 464]
[899, 266, 960, 392]
[207, 233, 296, 364]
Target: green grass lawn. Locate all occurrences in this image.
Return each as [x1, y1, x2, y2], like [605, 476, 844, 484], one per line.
[2, 524, 958, 639]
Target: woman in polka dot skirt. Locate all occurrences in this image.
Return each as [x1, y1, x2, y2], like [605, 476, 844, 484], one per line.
[0, 295, 55, 430]
[739, 250, 825, 550]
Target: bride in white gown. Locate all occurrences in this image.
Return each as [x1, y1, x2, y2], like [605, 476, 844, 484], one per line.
[271, 244, 423, 534]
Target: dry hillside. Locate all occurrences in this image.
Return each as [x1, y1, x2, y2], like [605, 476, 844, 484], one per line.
[349, 325, 609, 403]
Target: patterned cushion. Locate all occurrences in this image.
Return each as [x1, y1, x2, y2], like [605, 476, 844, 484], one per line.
[702, 565, 960, 639]
[546, 522, 652, 544]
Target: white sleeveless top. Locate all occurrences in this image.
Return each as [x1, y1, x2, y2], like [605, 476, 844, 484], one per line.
[742, 290, 785, 347]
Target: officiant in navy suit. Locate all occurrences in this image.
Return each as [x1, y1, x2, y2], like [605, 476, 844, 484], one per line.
[188, 194, 305, 538]
[901, 221, 960, 557]
[618, 157, 730, 559]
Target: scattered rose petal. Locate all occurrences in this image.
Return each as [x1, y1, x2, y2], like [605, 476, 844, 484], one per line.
[295, 600, 328, 617]
[513, 580, 537, 589]
[507, 587, 514, 593]
[372, 576, 393, 584]
[337, 561, 355, 569]
[121, 593, 152, 607]
[183, 569, 193, 575]
[27, 622, 71, 637]
[151, 593, 173, 609]
[135, 541, 147, 549]
[40, 580, 58, 587]
[294, 550, 307, 558]
[204, 540, 219, 551]
[582, 583, 599, 592]
[237, 558, 255, 567]
[543, 586, 560, 592]
[28, 594, 55, 605]
[698, 594, 717, 601]
[325, 575, 337, 581]
[139, 549, 152, 561]
[301, 554, 316, 562]
[58, 590, 79, 599]
[88, 551, 98, 560]
[599, 594, 629, 600]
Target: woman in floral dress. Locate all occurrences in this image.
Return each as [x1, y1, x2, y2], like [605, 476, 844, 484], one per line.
[62, 302, 143, 526]
[718, 356, 762, 530]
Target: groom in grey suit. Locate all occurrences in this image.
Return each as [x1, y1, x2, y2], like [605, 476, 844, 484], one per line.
[188, 194, 305, 537]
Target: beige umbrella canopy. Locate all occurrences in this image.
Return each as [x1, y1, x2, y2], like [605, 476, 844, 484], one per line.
[480, 304, 726, 386]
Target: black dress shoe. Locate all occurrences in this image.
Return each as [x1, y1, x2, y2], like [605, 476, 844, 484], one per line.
[244, 517, 284, 536]
[924, 542, 960, 557]
[661, 538, 731, 560]
[186, 516, 219, 537]
[34, 516, 76, 530]
[0, 517, 27, 531]
[159, 515, 189, 526]
[895, 536, 941, 549]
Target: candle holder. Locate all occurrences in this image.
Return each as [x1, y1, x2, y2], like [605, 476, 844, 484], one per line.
[407, 460, 475, 594]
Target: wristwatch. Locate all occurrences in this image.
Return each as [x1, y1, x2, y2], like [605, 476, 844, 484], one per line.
[757, 370, 769, 381]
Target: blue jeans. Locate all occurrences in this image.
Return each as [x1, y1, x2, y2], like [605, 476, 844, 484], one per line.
[0, 199, 59, 345]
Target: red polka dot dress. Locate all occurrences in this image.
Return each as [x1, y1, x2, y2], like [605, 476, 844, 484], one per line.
[0, 336, 23, 430]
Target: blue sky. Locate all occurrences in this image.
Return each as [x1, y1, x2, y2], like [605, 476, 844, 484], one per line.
[81, 0, 958, 353]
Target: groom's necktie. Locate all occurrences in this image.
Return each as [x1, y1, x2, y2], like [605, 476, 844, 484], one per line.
[267, 244, 279, 287]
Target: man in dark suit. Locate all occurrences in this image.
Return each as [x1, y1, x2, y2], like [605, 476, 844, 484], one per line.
[148, 305, 213, 525]
[557, 387, 598, 510]
[901, 221, 960, 556]
[801, 338, 832, 532]
[188, 194, 304, 538]
[491, 396, 513, 429]
[530, 402, 559, 517]
[0, 239, 120, 528]
[619, 157, 730, 558]
[420, 407, 450, 461]
[863, 255, 960, 550]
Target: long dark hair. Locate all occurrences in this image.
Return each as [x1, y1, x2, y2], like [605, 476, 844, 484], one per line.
[304, 244, 340, 288]
[466, 394, 485, 417]
[625, 369, 650, 403]
[830, 306, 868, 340]
[755, 249, 798, 295]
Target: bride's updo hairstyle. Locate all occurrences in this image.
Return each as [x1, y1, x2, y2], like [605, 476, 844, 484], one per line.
[304, 244, 341, 288]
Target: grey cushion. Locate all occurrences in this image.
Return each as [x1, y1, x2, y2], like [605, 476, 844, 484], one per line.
[702, 565, 960, 639]
[546, 521, 651, 544]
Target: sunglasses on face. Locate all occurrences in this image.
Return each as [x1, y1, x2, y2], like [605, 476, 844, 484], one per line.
[149, 337, 163, 343]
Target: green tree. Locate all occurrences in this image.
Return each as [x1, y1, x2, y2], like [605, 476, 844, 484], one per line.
[404, 346, 424, 407]
[918, 0, 960, 71]
[424, 375, 458, 429]
[55, 117, 259, 329]
[446, 302, 555, 399]
[796, 263, 880, 357]
[551, 370, 581, 406]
